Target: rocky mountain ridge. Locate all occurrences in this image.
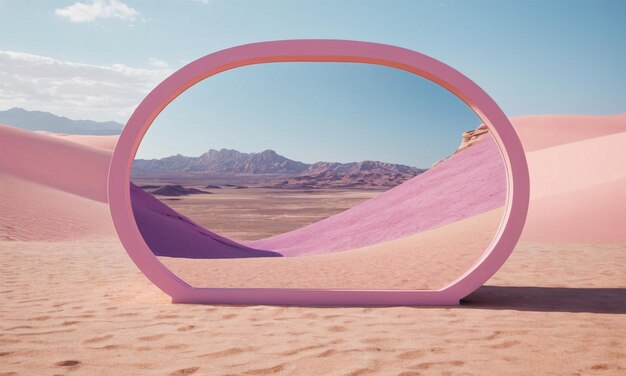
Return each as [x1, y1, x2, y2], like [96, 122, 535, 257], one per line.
[134, 148, 425, 189]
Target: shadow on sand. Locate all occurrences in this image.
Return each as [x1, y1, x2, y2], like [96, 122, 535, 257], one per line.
[462, 285, 626, 314]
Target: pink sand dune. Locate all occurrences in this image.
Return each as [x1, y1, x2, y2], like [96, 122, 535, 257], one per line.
[246, 136, 507, 256]
[0, 124, 110, 203]
[0, 172, 115, 241]
[42, 132, 119, 152]
[0, 124, 116, 240]
[522, 176, 626, 243]
[130, 183, 281, 259]
[247, 115, 626, 255]
[0, 123, 279, 258]
[511, 113, 626, 152]
[521, 131, 626, 243]
[526, 131, 626, 199]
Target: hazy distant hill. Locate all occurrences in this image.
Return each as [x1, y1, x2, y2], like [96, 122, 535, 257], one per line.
[0, 107, 123, 135]
[134, 148, 425, 189]
[277, 160, 426, 189]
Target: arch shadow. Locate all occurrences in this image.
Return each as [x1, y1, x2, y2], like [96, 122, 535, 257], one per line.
[462, 285, 626, 314]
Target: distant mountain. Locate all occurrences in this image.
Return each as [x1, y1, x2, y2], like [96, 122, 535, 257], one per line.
[274, 161, 425, 189]
[0, 107, 123, 135]
[134, 148, 310, 175]
[134, 148, 425, 189]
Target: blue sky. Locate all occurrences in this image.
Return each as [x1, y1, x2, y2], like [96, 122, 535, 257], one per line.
[143, 62, 479, 166]
[0, 0, 624, 165]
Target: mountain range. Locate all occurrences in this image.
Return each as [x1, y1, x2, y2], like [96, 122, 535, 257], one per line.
[134, 149, 309, 175]
[134, 149, 426, 189]
[0, 107, 123, 135]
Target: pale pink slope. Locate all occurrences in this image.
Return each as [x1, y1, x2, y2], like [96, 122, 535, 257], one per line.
[521, 131, 626, 243]
[510, 113, 626, 152]
[247, 136, 507, 256]
[0, 124, 110, 203]
[0, 173, 115, 241]
[522, 177, 626, 243]
[130, 183, 281, 259]
[44, 133, 119, 152]
[0, 125, 277, 258]
[0, 125, 115, 240]
[526, 131, 626, 199]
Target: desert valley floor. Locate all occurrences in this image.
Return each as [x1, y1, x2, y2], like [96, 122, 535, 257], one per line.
[139, 187, 382, 241]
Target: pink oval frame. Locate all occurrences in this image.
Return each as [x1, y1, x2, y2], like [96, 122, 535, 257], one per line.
[108, 40, 529, 306]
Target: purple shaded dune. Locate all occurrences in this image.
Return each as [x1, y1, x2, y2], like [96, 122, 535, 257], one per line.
[246, 137, 507, 256]
[130, 183, 281, 259]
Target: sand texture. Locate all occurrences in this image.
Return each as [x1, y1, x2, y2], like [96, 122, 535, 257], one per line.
[1, 240, 625, 375]
[160, 208, 503, 289]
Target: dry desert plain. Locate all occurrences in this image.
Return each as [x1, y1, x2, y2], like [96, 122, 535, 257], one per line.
[1, 114, 626, 375]
[136, 186, 382, 242]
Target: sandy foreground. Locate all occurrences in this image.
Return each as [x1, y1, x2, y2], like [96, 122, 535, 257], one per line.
[1, 239, 625, 375]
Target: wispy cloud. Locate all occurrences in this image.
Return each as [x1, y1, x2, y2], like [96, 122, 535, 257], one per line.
[0, 50, 172, 122]
[55, 0, 141, 23]
[192, 0, 210, 4]
[147, 57, 168, 69]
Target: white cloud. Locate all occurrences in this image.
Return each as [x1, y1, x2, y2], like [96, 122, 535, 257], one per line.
[55, 0, 141, 23]
[147, 57, 168, 69]
[0, 50, 173, 122]
[192, 0, 210, 4]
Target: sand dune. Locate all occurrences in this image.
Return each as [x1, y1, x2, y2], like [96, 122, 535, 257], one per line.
[521, 130, 626, 243]
[36, 131, 119, 152]
[0, 124, 110, 203]
[511, 113, 626, 152]
[0, 124, 115, 241]
[520, 133, 626, 243]
[247, 135, 507, 256]
[526, 131, 626, 199]
[522, 177, 626, 243]
[0, 173, 114, 241]
[247, 117, 626, 256]
[131, 183, 281, 259]
[0, 124, 277, 258]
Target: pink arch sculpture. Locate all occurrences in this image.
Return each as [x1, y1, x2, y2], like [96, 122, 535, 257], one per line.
[108, 40, 530, 306]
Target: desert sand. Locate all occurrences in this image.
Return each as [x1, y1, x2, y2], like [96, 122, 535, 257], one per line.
[1, 239, 625, 375]
[131, 183, 282, 259]
[151, 188, 382, 241]
[1, 114, 626, 375]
